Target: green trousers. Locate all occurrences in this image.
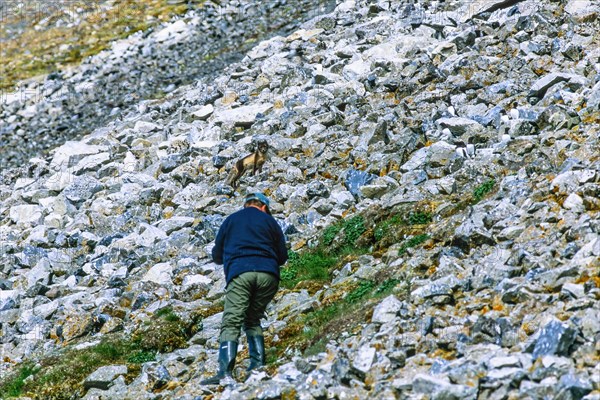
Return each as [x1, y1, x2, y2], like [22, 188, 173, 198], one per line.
[220, 271, 279, 342]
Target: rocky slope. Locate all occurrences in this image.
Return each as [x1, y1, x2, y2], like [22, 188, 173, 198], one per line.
[0, 0, 334, 170]
[1, 0, 600, 399]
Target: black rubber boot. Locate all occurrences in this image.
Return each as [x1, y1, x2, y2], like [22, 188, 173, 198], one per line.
[200, 341, 237, 385]
[247, 335, 265, 372]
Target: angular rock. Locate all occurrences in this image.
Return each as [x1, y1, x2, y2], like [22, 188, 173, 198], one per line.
[532, 321, 577, 359]
[372, 295, 402, 324]
[84, 365, 128, 390]
[213, 103, 272, 127]
[412, 374, 477, 400]
[142, 263, 173, 285]
[9, 205, 43, 225]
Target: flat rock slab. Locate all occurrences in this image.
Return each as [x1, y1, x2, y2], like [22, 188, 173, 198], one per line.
[213, 103, 272, 127]
[461, 0, 525, 22]
[84, 365, 128, 390]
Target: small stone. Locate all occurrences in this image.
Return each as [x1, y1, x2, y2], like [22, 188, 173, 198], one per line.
[436, 117, 482, 135]
[182, 274, 211, 288]
[63, 175, 103, 203]
[529, 73, 577, 98]
[143, 363, 171, 390]
[412, 374, 477, 399]
[561, 283, 585, 299]
[344, 169, 377, 197]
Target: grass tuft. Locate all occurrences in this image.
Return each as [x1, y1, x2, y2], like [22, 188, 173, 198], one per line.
[472, 179, 496, 203]
[398, 234, 431, 255]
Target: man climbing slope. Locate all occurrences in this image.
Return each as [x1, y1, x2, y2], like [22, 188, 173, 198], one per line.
[201, 193, 288, 385]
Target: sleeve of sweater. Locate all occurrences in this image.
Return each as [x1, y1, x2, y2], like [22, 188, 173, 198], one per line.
[212, 217, 229, 265]
[272, 219, 288, 266]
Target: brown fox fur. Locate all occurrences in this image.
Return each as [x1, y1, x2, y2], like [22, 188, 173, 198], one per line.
[226, 140, 269, 188]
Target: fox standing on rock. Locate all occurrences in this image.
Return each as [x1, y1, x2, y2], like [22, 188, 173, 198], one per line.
[226, 139, 269, 188]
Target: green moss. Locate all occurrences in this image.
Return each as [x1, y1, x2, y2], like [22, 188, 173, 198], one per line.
[319, 215, 366, 249]
[127, 350, 156, 364]
[374, 215, 402, 242]
[472, 179, 496, 203]
[0, 313, 195, 399]
[280, 250, 336, 289]
[375, 278, 400, 296]
[155, 306, 181, 322]
[398, 234, 431, 255]
[346, 280, 376, 303]
[407, 211, 432, 225]
[321, 225, 341, 246]
[342, 215, 366, 246]
[0, 364, 39, 398]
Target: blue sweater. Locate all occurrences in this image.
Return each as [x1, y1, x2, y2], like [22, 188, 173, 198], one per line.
[212, 207, 288, 284]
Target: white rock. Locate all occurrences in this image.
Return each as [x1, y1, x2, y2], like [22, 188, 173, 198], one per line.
[14, 178, 35, 190]
[330, 189, 355, 209]
[182, 274, 211, 288]
[487, 356, 521, 369]
[62, 275, 78, 288]
[44, 213, 64, 229]
[84, 365, 128, 390]
[9, 205, 43, 225]
[26, 259, 52, 288]
[461, 0, 525, 22]
[342, 58, 371, 80]
[192, 104, 214, 120]
[372, 295, 402, 324]
[565, 0, 599, 15]
[286, 28, 323, 42]
[561, 283, 585, 299]
[50, 141, 104, 169]
[352, 345, 376, 374]
[45, 171, 76, 192]
[563, 193, 584, 212]
[0, 290, 18, 311]
[336, 0, 356, 13]
[436, 117, 482, 135]
[134, 121, 161, 134]
[213, 103, 273, 127]
[529, 73, 581, 97]
[48, 250, 73, 273]
[136, 224, 167, 247]
[73, 153, 111, 174]
[25, 225, 49, 245]
[142, 263, 173, 285]
[401, 147, 429, 172]
[155, 20, 189, 43]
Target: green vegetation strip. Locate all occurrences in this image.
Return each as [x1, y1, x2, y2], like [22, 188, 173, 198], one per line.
[0, 307, 194, 400]
[273, 277, 403, 359]
[275, 206, 434, 359]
